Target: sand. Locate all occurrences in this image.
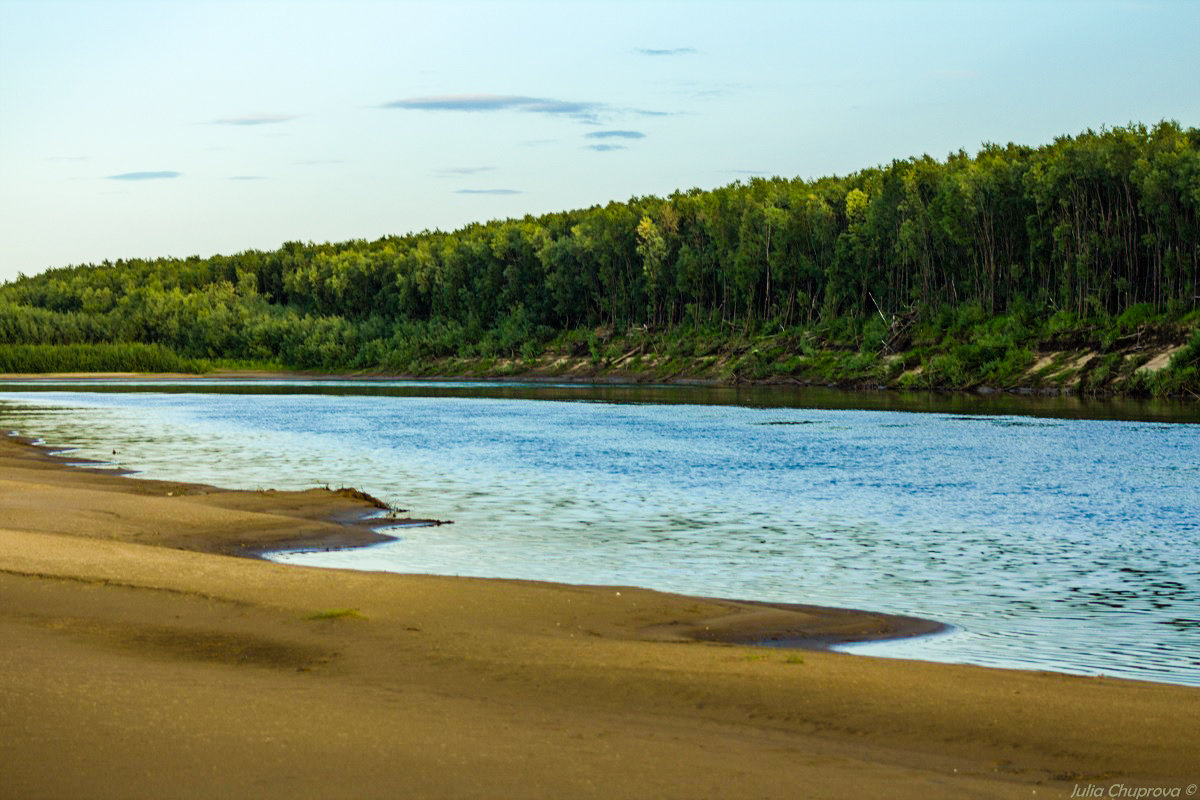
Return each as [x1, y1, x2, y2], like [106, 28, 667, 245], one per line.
[0, 434, 1197, 799]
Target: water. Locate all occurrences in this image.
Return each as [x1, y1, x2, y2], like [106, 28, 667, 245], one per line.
[2, 380, 1198, 686]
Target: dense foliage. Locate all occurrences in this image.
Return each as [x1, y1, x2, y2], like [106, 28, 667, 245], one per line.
[1, 122, 1197, 391]
[0, 343, 200, 374]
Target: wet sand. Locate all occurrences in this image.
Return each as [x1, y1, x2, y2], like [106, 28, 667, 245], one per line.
[1, 434, 1197, 798]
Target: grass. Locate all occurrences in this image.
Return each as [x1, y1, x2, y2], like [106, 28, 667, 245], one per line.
[304, 608, 366, 621]
[738, 652, 804, 664]
[0, 342, 205, 374]
[329, 486, 391, 510]
[195, 356, 288, 372]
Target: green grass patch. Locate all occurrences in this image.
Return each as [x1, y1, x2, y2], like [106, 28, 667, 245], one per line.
[195, 357, 288, 372]
[304, 608, 366, 621]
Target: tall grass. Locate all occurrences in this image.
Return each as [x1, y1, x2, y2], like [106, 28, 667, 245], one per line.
[0, 343, 203, 374]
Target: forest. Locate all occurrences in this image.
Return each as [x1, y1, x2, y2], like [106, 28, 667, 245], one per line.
[2, 121, 1198, 394]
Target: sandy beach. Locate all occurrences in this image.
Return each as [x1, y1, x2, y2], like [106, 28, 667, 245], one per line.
[1, 434, 1197, 799]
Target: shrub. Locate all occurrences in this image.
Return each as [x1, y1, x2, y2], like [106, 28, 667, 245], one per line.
[0, 343, 202, 373]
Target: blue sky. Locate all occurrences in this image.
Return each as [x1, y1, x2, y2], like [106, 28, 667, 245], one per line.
[1, 0, 1197, 282]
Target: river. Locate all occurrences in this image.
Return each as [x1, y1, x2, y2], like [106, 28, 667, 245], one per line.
[2, 379, 1197, 686]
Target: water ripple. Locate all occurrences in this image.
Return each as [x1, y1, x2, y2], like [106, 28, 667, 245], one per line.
[2, 387, 1198, 686]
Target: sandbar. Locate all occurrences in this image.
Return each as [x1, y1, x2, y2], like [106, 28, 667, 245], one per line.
[0, 433, 1196, 798]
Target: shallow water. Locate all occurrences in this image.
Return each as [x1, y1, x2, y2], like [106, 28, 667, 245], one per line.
[2, 381, 1198, 686]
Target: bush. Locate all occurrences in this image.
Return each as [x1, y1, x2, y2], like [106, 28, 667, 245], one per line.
[0, 343, 202, 373]
[1115, 303, 1157, 332]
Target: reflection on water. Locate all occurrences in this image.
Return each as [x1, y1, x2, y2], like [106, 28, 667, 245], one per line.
[5, 376, 1200, 421]
[2, 380, 1198, 686]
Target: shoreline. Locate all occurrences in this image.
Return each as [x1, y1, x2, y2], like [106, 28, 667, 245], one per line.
[7, 431, 947, 652]
[0, 362, 1196, 402]
[2, 428, 1198, 796]
[4, 371, 1200, 431]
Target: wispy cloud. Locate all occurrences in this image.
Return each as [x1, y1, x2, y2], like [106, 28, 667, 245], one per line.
[383, 94, 602, 121]
[383, 94, 672, 124]
[293, 159, 343, 166]
[654, 78, 742, 100]
[47, 155, 89, 162]
[455, 188, 521, 195]
[585, 130, 645, 140]
[587, 144, 626, 152]
[437, 166, 495, 177]
[107, 171, 180, 181]
[213, 113, 298, 126]
[230, 175, 266, 181]
[636, 47, 697, 56]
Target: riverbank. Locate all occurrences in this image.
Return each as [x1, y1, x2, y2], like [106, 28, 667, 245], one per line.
[2, 315, 1198, 400]
[1, 435, 1198, 798]
[359, 323, 1200, 400]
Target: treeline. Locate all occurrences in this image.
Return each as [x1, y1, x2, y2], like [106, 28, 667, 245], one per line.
[1, 121, 1197, 385]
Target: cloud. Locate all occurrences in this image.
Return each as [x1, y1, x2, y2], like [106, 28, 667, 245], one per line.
[47, 155, 89, 162]
[382, 94, 602, 121]
[522, 99, 598, 115]
[293, 159, 343, 166]
[213, 114, 298, 126]
[585, 130, 645, 140]
[587, 144, 626, 152]
[107, 171, 180, 181]
[383, 94, 671, 124]
[437, 166, 495, 177]
[230, 175, 266, 181]
[636, 47, 697, 56]
[384, 95, 527, 111]
[455, 188, 521, 195]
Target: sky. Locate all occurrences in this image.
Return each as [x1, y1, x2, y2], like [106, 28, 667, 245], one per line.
[1, 0, 1197, 283]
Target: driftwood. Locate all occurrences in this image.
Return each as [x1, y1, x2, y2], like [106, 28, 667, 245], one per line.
[868, 293, 918, 354]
